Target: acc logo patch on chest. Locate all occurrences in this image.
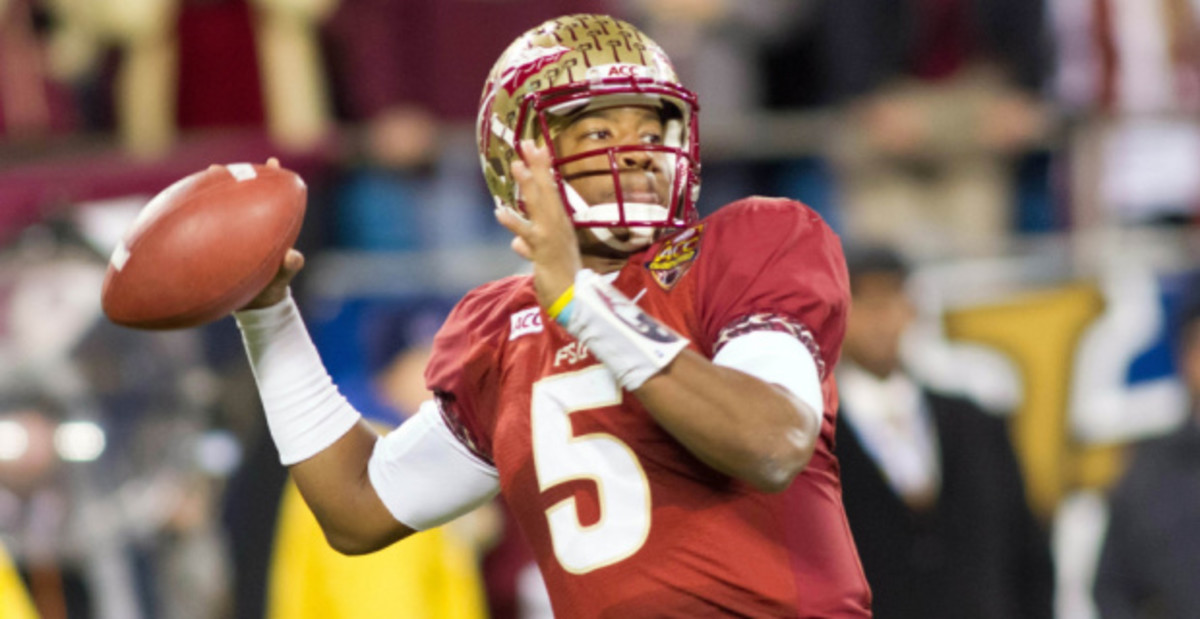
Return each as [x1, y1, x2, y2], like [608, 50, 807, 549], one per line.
[509, 306, 544, 340]
[646, 225, 704, 290]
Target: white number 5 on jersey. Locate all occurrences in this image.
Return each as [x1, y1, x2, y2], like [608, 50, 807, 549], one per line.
[531, 366, 652, 573]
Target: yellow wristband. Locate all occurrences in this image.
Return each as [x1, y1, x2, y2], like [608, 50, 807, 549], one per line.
[547, 285, 575, 320]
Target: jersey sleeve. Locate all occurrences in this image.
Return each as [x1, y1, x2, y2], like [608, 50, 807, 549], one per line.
[424, 276, 527, 465]
[694, 198, 850, 379]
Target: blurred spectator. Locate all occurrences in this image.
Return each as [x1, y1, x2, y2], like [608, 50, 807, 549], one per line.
[0, 540, 37, 619]
[0, 220, 232, 619]
[267, 480, 489, 619]
[43, 0, 180, 155]
[812, 0, 1050, 254]
[621, 0, 811, 212]
[1052, 0, 1200, 227]
[835, 246, 1054, 619]
[175, 0, 337, 150]
[1093, 290, 1200, 618]
[249, 0, 338, 150]
[174, 0, 264, 132]
[329, 105, 446, 251]
[0, 0, 77, 139]
[0, 403, 82, 618]
[320, 1, 614, 250]
[42, 0, 334, 156]
[479, 500, 553, 619]
[322, 0, 613, 125]
[248, 307, 495, 619]
[218, 396, 288, 619]
[621, 0, 800, 116]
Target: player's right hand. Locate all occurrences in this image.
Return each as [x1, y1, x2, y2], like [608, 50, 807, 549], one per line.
[495, 140, 583, 312]
[241, 249, 305, 310]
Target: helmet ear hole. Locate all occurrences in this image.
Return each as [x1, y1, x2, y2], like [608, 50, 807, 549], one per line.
[659, 100, 685, 122]
[664, 119, 684, 149]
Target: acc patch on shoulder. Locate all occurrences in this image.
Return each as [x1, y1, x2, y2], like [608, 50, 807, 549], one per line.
[646, 224, 704, 290]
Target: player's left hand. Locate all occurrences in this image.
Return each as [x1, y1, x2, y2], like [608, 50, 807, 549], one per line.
[495, 140, 582, 311]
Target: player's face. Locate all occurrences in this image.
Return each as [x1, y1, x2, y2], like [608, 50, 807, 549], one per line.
[554, 105, 671, 206]
[553, 106, 672, 257]
[844, 273, 915, 378]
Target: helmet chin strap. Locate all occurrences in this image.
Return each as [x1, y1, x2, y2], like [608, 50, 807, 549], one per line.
[562, 184, 667, 251]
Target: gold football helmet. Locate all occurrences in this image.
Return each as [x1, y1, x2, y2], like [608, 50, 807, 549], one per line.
[477, 14, 701, 249]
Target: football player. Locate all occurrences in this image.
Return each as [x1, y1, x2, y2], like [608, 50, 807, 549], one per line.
[236, 14, 871, 617]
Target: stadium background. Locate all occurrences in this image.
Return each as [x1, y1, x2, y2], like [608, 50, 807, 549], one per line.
[0, 0, 1197, 617]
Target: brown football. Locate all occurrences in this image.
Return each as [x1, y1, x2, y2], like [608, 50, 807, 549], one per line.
[101, 162, 306, 330]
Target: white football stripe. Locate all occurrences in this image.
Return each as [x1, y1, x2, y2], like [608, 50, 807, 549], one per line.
[111, 242, 130, 271]
[226, 163, 257, 182]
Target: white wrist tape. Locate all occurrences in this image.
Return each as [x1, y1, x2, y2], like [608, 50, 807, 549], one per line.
[235, 292, 362, 465]
[564, 269, 690, 391]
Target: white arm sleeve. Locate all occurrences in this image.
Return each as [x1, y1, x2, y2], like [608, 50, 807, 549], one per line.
[368, 401, 501, 531]
[235, 293, 362, 466]
[713, 330, 824, 428]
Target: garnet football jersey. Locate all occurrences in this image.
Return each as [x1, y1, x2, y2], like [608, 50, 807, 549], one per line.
[425, 198, 872, 617]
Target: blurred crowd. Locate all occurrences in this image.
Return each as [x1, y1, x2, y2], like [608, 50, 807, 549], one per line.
[0, 0, 1198, 618]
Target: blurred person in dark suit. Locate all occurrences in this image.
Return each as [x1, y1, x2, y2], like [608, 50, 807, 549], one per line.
[834, 246, 1054, 619]
[1094, 290, 1200, 619]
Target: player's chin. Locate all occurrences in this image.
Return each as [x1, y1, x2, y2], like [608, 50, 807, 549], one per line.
[575, 228, 640, 258]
